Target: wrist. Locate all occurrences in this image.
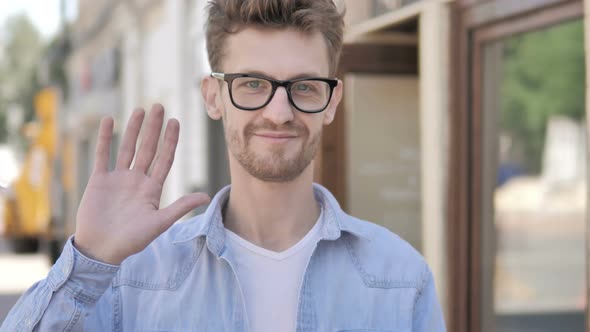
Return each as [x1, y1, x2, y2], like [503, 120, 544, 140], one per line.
[72, 237, 123, 265]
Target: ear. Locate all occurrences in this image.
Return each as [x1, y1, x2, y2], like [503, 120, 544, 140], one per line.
[323, 79, 343, 125]
[201, 76, 223, 120]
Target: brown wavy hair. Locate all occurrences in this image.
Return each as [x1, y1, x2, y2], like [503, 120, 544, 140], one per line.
[205, 0, 345, 76]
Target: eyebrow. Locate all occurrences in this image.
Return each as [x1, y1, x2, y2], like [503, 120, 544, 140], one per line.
[236, 69, 326, 80]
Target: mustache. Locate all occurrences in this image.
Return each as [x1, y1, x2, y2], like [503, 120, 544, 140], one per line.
[243, 119, 309, 137]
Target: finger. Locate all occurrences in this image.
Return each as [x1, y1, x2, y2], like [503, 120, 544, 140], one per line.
[157, 193, 211, 230]
[116, 108, 145, 170]
[133, 104, 165, 174]
[150, 118, 179, 185]
[93, 117, 114, 174]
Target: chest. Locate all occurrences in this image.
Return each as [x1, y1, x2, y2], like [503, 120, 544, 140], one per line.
[227, 235, 319, 332]
[113, 243, 416, 332]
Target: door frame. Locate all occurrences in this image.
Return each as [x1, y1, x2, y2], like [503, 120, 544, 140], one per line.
[448, 0, 585, 331]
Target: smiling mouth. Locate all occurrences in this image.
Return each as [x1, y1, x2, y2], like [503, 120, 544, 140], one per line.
[254, 132, 298, 142]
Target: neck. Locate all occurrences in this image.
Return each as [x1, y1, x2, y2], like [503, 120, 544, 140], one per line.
[224, 162, 321, 252]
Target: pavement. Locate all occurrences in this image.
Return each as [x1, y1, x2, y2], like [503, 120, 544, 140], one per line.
[0, 238, 51, 324]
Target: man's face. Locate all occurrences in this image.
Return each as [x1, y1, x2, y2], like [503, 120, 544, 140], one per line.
[204, 28, 342, 182]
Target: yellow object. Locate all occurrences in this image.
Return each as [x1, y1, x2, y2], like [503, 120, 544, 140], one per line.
[8, 88, 58, 237]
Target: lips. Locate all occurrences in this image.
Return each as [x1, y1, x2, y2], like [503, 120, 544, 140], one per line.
[255, 132, 297, 139]
[253, 132, 298, 144]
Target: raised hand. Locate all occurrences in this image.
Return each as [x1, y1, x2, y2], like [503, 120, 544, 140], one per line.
[74, 104, 210, 265]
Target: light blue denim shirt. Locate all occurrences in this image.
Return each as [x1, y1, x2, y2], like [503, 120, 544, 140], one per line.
[2, 184, 446, 331]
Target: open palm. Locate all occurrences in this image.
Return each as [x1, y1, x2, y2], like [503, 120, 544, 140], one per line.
[74, 105, 210, 265]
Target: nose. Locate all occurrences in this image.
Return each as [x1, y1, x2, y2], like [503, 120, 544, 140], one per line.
[261, 87, 295, 125]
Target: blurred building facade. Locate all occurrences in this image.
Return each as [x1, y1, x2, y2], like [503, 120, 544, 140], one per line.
[58, 0, 589, 331]
[335, 0, 588, 332]
[62, 0, 222, 236]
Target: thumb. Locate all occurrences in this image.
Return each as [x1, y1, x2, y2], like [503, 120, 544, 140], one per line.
[158, 192, 211, 227]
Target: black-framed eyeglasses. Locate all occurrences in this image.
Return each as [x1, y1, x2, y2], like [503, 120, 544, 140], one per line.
[211, 72, 338, 113]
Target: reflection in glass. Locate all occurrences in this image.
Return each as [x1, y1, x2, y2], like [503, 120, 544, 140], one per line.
[481, 20, 586, 332]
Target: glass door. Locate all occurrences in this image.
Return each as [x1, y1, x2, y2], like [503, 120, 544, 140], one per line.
[477, 18, 586, 332]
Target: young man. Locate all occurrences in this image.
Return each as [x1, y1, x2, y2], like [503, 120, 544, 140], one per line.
[2, 0, 445, 331]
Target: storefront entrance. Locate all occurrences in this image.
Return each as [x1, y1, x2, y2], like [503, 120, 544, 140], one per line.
[450, 0, 587, 331]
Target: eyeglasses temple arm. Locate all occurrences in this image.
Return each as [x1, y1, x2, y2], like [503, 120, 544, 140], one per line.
[211, 72, 225, 80]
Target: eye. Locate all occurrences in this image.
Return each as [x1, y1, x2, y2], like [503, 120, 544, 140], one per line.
[245, 80, 264, 89]
[293, 82, 315, 92]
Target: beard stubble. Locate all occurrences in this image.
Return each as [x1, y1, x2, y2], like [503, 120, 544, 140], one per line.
[225, 117, 321, 183]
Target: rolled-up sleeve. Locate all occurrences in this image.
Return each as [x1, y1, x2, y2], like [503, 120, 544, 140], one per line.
[0, 236, 119, 331]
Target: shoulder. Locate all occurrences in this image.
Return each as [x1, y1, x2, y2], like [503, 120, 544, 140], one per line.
[339, 214, 430, 289]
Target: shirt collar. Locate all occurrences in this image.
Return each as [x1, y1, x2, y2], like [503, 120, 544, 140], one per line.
[171, 183, 368, 256]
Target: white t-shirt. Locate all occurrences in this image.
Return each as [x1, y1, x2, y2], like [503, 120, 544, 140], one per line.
[224, 208, 323, 332]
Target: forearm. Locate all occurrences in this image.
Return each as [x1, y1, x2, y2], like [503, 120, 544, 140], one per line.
[0, 237, 119, 331]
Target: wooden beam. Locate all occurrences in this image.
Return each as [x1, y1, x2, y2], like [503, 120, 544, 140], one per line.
[344, 0, 424, 41]
[340, 44, 418, 75]
[464, 0, 576, 27]
[345, 31, 418, 46]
